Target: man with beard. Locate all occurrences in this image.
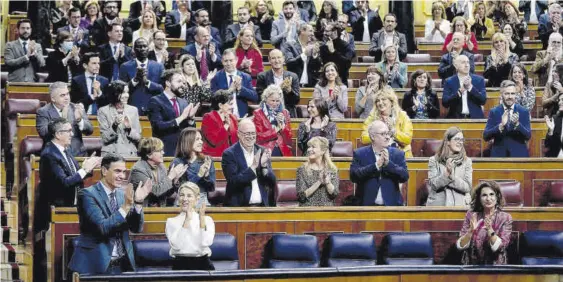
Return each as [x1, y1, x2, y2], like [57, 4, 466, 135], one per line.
[484, 80, 531, 157]
[120, 38, 164, 116]
[224, 6, 263, 49]
[319, 22, 354, 86]
[5, 19, 46, 82]
[368, 13, 407, 62]
[271, 1, 305, 49]
[283, 23, 322, 88]
[147, 69, 199, 156]
[185, 9, 222, 49]
[90, 1, 139, 46]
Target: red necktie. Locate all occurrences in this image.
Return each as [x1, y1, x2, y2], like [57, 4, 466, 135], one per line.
[171, 98, 180, 117]
[200, 48, 209, 81]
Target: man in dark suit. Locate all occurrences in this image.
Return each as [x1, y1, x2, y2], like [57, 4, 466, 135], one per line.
[90, 1, 139, 46]
[442, 55, 487, 119]
[98, 23, 133, 81]
[180, 26, 222, 80]
[484, 80, 532, 157]
[57, 7, 91, 49]
[68, 154, 152, 275]
[120, 38, 165, 115]
[185, 9, 222, 49]
[349, 0, 383, 42]
[222, 118, 276, 207]
[283, 23, 322, 87]
[70, 52, 110, 115]
[256, 49, 300, 117]
[337, 14, 356, 53]
[438, 32, 476, 84]
[211, 48, 258, 118]
[224, 6, 263, 49]
[147, 69, 199, 156]
[350, 120, 409, 206]
[320, 22, 354, 86]
[368, 13, 408, 62]
[538, 3, 563, 49]
[128, 0, 166, 26]
[165, 0, 194, 38]
[148, 30, 177, 69]
[36, 82, 94, 157]
[544, 95, 563, 157]
[4, 19, 45, 82]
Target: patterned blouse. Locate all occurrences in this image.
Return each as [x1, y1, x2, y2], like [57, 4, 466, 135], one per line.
[297, 121, 337, 155]
[296, 165, 339, 207]
[185, 83, 212, 105]
[458, 210, 513, 265]
[516, 85, 536, 113]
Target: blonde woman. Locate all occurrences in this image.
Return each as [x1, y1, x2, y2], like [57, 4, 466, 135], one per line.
[234, 27, 264, 86]
[426, 127, 472, 207]
[376, 45, 407, 89]
[470, 1, 495, 40]
[296, 136, 339, 206]
[247, 0, 275, 40]
[132, 9, 159, 47]
[179, 54, 214, 104]
[166, 182, 215, 270]
[424, 1, 451, 43]
[483, 33, 519, 87]
[360, 87, 413, 158]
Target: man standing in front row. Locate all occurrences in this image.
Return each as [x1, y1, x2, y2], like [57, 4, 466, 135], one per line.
[484, 80, 531, 157]
[350, 120, 409, 206]
[68, 154, 153, 274]
[442, 55, 487, 119]
[4, 19, 45, 82]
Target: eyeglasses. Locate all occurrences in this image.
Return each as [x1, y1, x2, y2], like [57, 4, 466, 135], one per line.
[58, 129, 73, 134]
[374, 131, 390, 137]
[451, 137, 465, 143]
[239, 131, 256, 138]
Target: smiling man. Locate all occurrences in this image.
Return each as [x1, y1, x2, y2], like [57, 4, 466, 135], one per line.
[483, 80, 531, 157]
[368, 13, 407, 62]
[442, 55, 487, 119]
[4, 19, 46, 82]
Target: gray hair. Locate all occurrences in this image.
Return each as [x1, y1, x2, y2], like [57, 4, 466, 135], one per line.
[500, 80, 516, 89]
[549, 3, 561, 13]
[222, 48, 237, 58]
[49, 82, 68, 97]
[297, 23, 312, 35]
[367, 120, 388, 141]
[261, 85, 284, 104]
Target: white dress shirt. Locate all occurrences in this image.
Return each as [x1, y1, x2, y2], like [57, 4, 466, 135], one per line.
[166, 212, 215, 258]
[384, 31, 394, 47]
[362, 13, 371, 42]
[372, 147, 384, 205]
[225, 70, 240, 117]
[298, 39, 309, 85]
[242, 145, 262, 204]
[84, 71, 103, 114]
[458, 75, 471, 115]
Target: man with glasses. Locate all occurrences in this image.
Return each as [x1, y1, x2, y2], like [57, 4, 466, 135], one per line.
[148, 30, 176, 69]
[222, 118, 276, 207]
[350, 120, 409, 206]
[442, 54, 486, 119]
[57, 7, 91, 49]
[37, 82, 94, 157]
[531, 32, 563, 86]
[438, 32, 476, 85]
[368, 13, 407, 62]
[484, 80, 531, 157]
[538, 3, 563, 50]
[349, 0, 382, 43]
[320, 22, 354, 86]
[90, 1, 138, 46]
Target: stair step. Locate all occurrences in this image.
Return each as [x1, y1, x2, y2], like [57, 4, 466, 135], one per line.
[1, 244, 26, 264]
[1, 227, 17, 245]
[1, 212, 6, 227]
[1, 263, 20, 281]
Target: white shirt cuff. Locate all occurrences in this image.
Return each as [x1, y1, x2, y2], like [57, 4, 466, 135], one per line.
[490, 237, 502, 252]
[77, 168, 87, 179]
[300, 53, 307, 61]
[118, 207, 127, 218]
[131, 79, 139, 87]
[456, 237, 470, 250]
[78, 119, 85, 130]
[211, 54, 217, 62]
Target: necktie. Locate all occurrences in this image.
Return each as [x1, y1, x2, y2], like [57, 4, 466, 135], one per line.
[109, 192, 125, 258]
[171, 98, 180, 117]
[89, 76, 98, 114]
[22, 42, 28, 54]
[228, 74, 233, 87]
[140, 63, 146, 68]
[112, 45, 119, 81]
[64, 149, 77, 174]
[200, 48, 209, 81]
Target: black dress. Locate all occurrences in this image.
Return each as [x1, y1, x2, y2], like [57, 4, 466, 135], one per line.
[46, 50, 83, 83]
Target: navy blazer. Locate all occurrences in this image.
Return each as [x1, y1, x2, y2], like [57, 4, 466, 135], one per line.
[147, 93, 195, 156]
[57, 25, 91, 49]
[483, 104, 531, 157]
[438, 51, 476, 82]
[350, 146, 409, 206]
[185, 26, 222, 50]
[349, 9, 383, 42]
[70, 74, 110, 112]
[165, 10, 194, 38]
[221, 143, 277, 207]
[119, 60, 165, 115]
[98, 43, 133, 81]
[255, 70, 300, 117]
[545, 114, 563, 157]
[179, 43, 223, 74]
[442, 74, 486, 119]
[210, 70, 258, 118]
[68, 182, 143, 274]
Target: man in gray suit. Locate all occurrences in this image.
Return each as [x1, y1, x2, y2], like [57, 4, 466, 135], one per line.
[271, 1, 305, 48]
[4, 19, 46, 82]
[368, 13, 407, 62]
[224, 6, 262, 49]
[37, 82, 94, 157]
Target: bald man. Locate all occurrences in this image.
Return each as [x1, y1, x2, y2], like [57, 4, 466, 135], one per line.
[180, 26, 223, 81]
[350, 120, 408, 206]
[442, 55, 486, 119]
[438, 32, 475, 84]
[256, 49, 300, 117]
[221, 119, 277, 207]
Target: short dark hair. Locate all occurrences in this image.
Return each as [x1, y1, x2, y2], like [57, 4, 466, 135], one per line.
[106, 22, 123, 33]
[238, 6, 250, 13]
[54, 30, 73, 48]
[17, 19, 32, 29]
[101, 153, 125, 170]
[195, 8, 208, 17]
[384, 13, 397, 21]
[153, 30, 166, 39]
[81, 52, 100, 66]
[68, 7, 81, 17]
[309, 98, 330, 120]
[106, 80, 128, 105]
[471, 181, 506, 212]
[47, 117, 70, 141]
[409, 69, 432, 92]
[210, 90, 233, 110]
[282, 1, 295, 8]
[161, 69, 182, 85]
[509, 63, 530, 86]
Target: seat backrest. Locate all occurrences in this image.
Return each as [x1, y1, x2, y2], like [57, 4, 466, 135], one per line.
[324, 233, 377, 267]
[421, 140, 441, 157]
[19, 136, 44, 187]
[520, 231, 563, 265]
[380, 232, 434, 265]
[83, 137, 103, 156]
[405, 54, 432, 63]
[208, 180, 226, 206]
[275, 180, 299, 207]
[296, 105, 309, 118]
[431, 79, 442, 89]
[267, 234, 320, 268]
[332, 141, 353, 157]
[548, 181, 563, 207]
[360, 56, 375, 63]
[132, 239, 174, 271]
[5, 99, 42, 146]
[210, 233, 239, 270]
[496, 181, 523, 207]
[473, 53, 484, 62]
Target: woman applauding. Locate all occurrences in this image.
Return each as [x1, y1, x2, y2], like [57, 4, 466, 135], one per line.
[253, 85, 293, 156]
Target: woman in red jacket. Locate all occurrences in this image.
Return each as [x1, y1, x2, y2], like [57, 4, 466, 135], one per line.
[253, 85, 293, 156]
[201, 90, 239, 157]
[235, 27, 264, 86]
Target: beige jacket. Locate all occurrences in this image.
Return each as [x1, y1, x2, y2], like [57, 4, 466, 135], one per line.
[426, 156, 473, 207]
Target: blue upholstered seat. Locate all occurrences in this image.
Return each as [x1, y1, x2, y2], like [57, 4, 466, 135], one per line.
[380, 232, 434, 265]
[323, 233, 377, 267]
[521, 231, 563, 265]
[210, 233, 239, 270]
[266, 234, 320, 268]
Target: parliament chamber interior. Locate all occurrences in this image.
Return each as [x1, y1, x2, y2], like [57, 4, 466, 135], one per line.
[0, 0, 562, 281]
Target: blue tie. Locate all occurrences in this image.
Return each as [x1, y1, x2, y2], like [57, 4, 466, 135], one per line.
[228, 75, 233, 87]
[112, 45, 119, 81]
[89, 76, 98, 114]
[22, 42, 28, 54]
[109, 192, 125, 258]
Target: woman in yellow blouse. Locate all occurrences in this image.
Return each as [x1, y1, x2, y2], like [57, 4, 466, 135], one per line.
[470, 1, 495, 40]
[360, 87, 413, 158]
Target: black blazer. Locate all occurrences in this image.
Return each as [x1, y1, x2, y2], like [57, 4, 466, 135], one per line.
[98, 43, 133, 80]
[129, 1, 166, 25]
[46, 50, 83, 83]
[70, 74, 110, 111]
[545, 114, 563, 157]
[148, 50, 177, 70]
[349, 8, 383, 41]
[320, 38, 354, 86]
[282, 41, 322, 87]
[90, 17, 139, 46]
[256, 70, 300, 117]
[402, 89, 440, 119]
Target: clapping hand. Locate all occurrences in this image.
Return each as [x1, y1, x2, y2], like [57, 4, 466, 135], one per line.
[92, 80, 101, 98]
[133, 179, 154, 206]
[168, 163, 188, 181]
[198, 157, 212, 178]
[546, 115, 555, 134]
[463, 76, 472, 90]
[75, 103, 85, 121]
[380, 148, 389, 167]
[327, 38, 335, 53]
[28, 41, 37, 57]
[81, 152, 102, 173]
[114, 114, 124, 126]
[209, 42, 216, 57]
[331, 86, 340, 101]
[206, 69, 218, 83]
[233, 75, 243, 91]
[281, 76, 293, 92]
[446, 158, 455, 176]
[510, 111, 520, 127]
[251, 148, 261, 170]
[469, 212, 479, 231]
[501, 110, 509, 129]
[275, 112, 285, 130]
[123, 115, 131, 128]
[199, 205, 207, 229]
[260, 149, 271, 168]
[321, 116, 329, 128]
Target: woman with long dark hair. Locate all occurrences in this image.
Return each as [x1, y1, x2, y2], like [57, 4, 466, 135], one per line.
[402, 70, 440, 119]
